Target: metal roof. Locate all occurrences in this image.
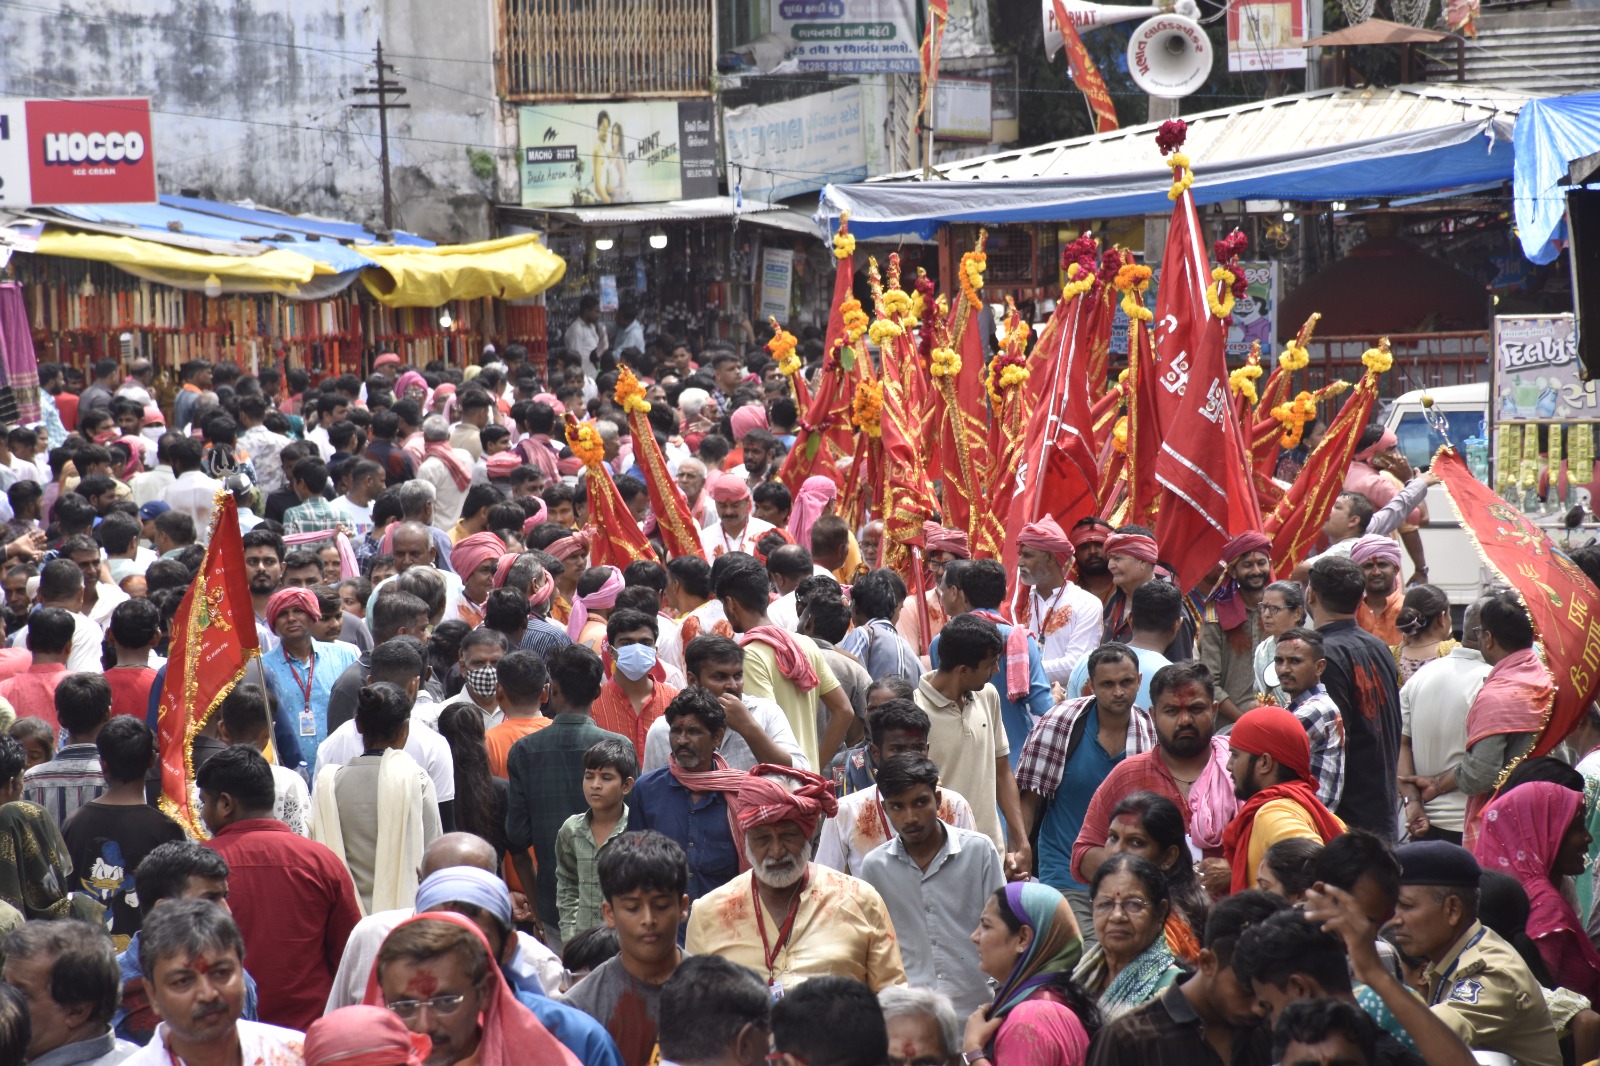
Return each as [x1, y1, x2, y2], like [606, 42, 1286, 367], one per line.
[887, 84, 1535, 186]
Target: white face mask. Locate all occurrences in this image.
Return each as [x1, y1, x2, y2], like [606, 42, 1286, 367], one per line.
[614, 643, 657, 682]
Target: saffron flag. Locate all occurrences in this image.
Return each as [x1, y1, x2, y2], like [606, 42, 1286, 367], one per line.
[615, 369, 705, 562]
[1050, 0, 1119, 133]
[780, 223, 863, 492]
[566, 413, 658, 571]
[157, 492, 260, 838]
[918, 0, 951, 124]
[1434, 446, 1600, 755]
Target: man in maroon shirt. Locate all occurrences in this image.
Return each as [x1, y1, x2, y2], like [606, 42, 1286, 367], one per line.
[198, 744, 361, 1031]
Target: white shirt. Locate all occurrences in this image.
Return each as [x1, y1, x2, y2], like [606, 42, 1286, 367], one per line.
[314, 707, 458, 803]
[816, 783, 977, 876]
[129, 465, 175, 508]
[271, 763, 311, 836]
[124, 1021, 302, 1066]
[10, 609, 105, 672]
[564, 318, 608, 378]
[1400, 646, 1491, 834]
[165, 470, 224, 544]
[655, 613, 686, 675]
[330, 495, 375, 537]
[108, 548, 157, 585]
[641, 694, 809, 773]
[418, 447, 473, 530]
[698, 515, 776, 560]
[1024, 581, 1104, 685]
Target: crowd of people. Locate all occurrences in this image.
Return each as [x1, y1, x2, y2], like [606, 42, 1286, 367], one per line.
[0, 338, 1595, 1066]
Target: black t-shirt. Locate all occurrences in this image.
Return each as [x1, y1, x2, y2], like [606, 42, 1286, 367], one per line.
[62, 800, 186, 950]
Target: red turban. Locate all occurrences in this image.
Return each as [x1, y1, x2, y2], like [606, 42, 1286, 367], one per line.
[266, 587, 321, 632]
[1104, 532, 1159, 564]
[546, 530, 591, 561]
[1069, 522, 1111, 550]
[734, 764, 839, 840]
[1017, 516, 1075, 559]
[493, 552, 520, 590]
[1221, 531, 1272, 564]
[484, 452, 521, 479]
[305, 1006, 431, 1066]
[451, 532, 508, 581]
[1230, 706, 1313, 782]
[373, 352, 403, 369]
[922, 521, 971, 559]
[709, 476, 752, 504]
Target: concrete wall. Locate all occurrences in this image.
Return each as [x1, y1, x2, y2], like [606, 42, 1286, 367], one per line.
[1, 0, 512, 241]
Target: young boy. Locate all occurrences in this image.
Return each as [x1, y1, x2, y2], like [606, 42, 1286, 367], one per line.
[556, 738, 637, 942]
[8, 717, 54, 769]
[563, 829, 689, 1066]
[106, 598, 163, 720]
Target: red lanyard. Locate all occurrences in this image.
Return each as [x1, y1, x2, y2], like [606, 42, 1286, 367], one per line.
[752, 868, 809, 983]
[286, 650, 315, 710]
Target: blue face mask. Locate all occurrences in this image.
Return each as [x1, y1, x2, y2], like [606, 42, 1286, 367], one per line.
[614, 643, 657, 681]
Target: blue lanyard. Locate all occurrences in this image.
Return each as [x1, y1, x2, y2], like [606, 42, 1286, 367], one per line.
[1429, 927, 1486, 1005]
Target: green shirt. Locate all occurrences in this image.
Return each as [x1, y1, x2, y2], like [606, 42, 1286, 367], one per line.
[555, 806, 630, 941]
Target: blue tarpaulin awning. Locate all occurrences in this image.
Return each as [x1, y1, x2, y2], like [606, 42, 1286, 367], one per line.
[1513, 92, 1600, 265]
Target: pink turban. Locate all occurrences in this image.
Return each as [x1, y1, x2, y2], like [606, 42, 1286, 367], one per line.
[922, 522, 971, 559]
[493, 553, 520, 590]
[734, 764, 840, 841]
[452, 532, 508, 580]
[1017, 517, 1075, 560]
[533, 392, 566, 417]
[142, 407, 165, 427]
[1104, 532, 1159, 564]
[709, 477, 752, 504]
[527, 565, 556, 608]
[546, 530, 591, 562]
[568, 566, 625, 640]
[730, 404, 768, 442]
[266, 587, 321, 633]
[373, 352, 403, 369]
[305, 1006, 431, 1066]
[1221, 531, 1272, 564]
[1350, 534, 1403, 568]
[395, 370, 428, 399]
[1353, 429, 1398, 464]
[788, 475, 837, 552]
[1069, 520, 1112, 549]
[485, 453, 521, 479]
[521, 499, 550, 539]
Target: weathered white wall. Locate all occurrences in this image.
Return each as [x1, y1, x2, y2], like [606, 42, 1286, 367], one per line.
[1, 0, 511, 241]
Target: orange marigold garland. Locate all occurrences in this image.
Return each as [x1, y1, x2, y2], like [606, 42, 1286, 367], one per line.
[851, 379, 884, 438]
[1272, 391, 1318, 449]
[569, 420, 607, 467]
[959, 248, 987, 309]
[614, 368, 650, 415]
[766, 317, 800, 377]
[1114, 264, 1154, 322]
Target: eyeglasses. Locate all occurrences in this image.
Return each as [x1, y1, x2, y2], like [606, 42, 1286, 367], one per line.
[385, 993, 468, 1020]
[1259, 604, 1292, 615]
[1093, 897, 1151, 917]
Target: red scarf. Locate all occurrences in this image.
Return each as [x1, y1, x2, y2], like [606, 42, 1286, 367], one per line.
[1222, 780, 1344, 893]
[424, 439, 473, 490]
[739, 625, 819, 690]
[668, 751, 749, 869]
[972, 609, 1031, 702]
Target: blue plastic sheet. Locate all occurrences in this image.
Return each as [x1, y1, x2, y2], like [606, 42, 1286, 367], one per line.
[1514, 93, 1600, 265]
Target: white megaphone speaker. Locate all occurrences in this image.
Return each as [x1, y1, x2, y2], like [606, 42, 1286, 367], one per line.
[1127, 11, 1213, 98]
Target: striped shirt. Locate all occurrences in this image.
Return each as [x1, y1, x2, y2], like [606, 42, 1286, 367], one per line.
[283, 496, 341, 535]
[23, 744, 106, 828]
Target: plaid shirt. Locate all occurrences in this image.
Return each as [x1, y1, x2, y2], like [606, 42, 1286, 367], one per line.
[283, 496, 341, 535]
[1014, 696, 1157, 799]
[554, 807, 630, 941]
[22, 744, 105, 828]
[520, 616, 573, 660]
[1288, 683, 1346, 810]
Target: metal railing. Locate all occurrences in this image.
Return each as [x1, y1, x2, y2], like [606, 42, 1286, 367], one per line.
[1303, 331, 1491, 400]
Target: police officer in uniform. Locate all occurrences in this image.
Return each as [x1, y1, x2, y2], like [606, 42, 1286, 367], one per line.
[1389, 841, 1560, 1066]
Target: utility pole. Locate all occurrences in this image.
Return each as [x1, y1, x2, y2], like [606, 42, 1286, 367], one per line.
[352, 39, 409, 234]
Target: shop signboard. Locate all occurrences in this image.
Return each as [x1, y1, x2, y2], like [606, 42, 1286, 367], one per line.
[760, 247, 795, 322]
[1225, 260, 1278, 361]
[1227, 0, 1307, 72]
[518, 100, 718, 208]
[771, 0, 921, 73]
[0, 97, 156, 207]
[724, 86, 867, 204]
[1493, 314, 1586, 421]
[934, 78, 993, 142]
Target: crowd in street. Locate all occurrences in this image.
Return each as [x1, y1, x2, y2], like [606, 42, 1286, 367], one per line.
[0, 335, 1595, 1066]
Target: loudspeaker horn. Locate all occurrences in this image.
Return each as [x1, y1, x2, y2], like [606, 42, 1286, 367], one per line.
[1127, 13, 1213, 98]
[1043, 0, 1164, 56]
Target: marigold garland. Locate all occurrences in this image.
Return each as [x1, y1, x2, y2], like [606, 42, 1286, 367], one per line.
[1166, 152, 1194, 201]
[1209, 267, 1237, 320]
[960, 250, 987, 309]
[1112, 415, 1129, 454]
[570, 421, 607, 467]
[1062, 262, 1097, 301]
[614, 368, 651, 415]
[868, 318, 905, 349]
[1361, 338, 1394, 377]
[851, 380, 884, 438]
[930, 346, 961, 379]
[1229, 362, 1262, 405]
[1278, 340, 1310, 372]
[882, 289, 913, 319]
[766, 318, 800, 377]
[1114, 264, 1154, 323]
[1271, 391, 1318, 449]
[833, 230, 856, 260]
[987, 358, 1031, 405]
[841, 297, 869, 343]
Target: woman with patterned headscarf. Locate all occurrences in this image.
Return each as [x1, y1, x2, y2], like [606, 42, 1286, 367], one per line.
[966, 880, 1101, 1066]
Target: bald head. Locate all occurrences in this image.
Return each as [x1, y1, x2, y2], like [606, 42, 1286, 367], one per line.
[391, 521, 436, 573]
[419, 832, 499, 879]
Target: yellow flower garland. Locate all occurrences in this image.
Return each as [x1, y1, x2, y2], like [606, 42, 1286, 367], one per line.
[1112, 415, 1129, 454]
[766, 318, 800, 377]
[882, 289, 913, 319]
[1228, 362, 1262, 405]
[1062, 262, 1097, 301]
[930, 346, 961, 379]
[1209, 267, 1237, 320]
[1166, 151, 1193, 201]
[614, 368, 651, 415]
[841, 298, 869, 344]
[851, 380, 884, 438]
[960, 250, 987, 309]
[833, 230, 856, 260]
[1361, 338, 1393, 377]
[570, 421, 607, 468]
[1271, 391, 1318, 449]
[868, 318, 904, 349]
[1278, 340, 1310, 372]
[1114, 264, 1154, 323]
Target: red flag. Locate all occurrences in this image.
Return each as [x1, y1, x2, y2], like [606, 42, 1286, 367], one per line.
[1121, 273, 1163, 527]
[870, 256, 939, 574]
[616, 369, 705, 562]
[1050, 0, 1119, 133]
[158, 492, 260, 837]
[918, 0, 951, 124]
[932, 237, 995, 540]
[1434, 447, 1600, 755]
[566, 413, 658, 571]
[1151, 192, 1215, 428]
[780, 223, 864, 492]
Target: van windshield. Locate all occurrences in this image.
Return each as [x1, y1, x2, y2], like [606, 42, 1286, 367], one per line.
[1393, 410, 1485, 470]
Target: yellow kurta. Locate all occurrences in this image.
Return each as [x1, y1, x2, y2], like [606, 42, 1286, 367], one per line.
[1245, 798, 1345, 881]
[684, 865, 907, 993]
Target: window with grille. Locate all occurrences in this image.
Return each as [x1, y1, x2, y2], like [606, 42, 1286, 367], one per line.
[499, 0, 715, 100]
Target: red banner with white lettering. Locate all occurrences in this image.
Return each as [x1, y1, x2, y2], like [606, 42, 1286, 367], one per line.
[1434, 447, 1600, 756]
[1, 98, 158, 207]
[1050, 0, 1120, 133]
[157, 492, 259, 838]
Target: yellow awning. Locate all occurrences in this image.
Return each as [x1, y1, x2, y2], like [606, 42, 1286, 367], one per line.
[34, 229, 326, 282]
[358, 233, 567, 307]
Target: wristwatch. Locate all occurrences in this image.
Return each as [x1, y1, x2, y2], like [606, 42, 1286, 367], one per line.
[963, 1051, 990, 1065]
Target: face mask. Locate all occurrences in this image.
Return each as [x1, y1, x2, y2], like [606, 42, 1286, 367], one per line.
[466, 665, 499, 699]
[614, 644, 657, 682]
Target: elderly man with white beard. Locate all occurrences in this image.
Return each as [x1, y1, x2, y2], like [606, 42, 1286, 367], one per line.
[684, 765, 907, 993]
